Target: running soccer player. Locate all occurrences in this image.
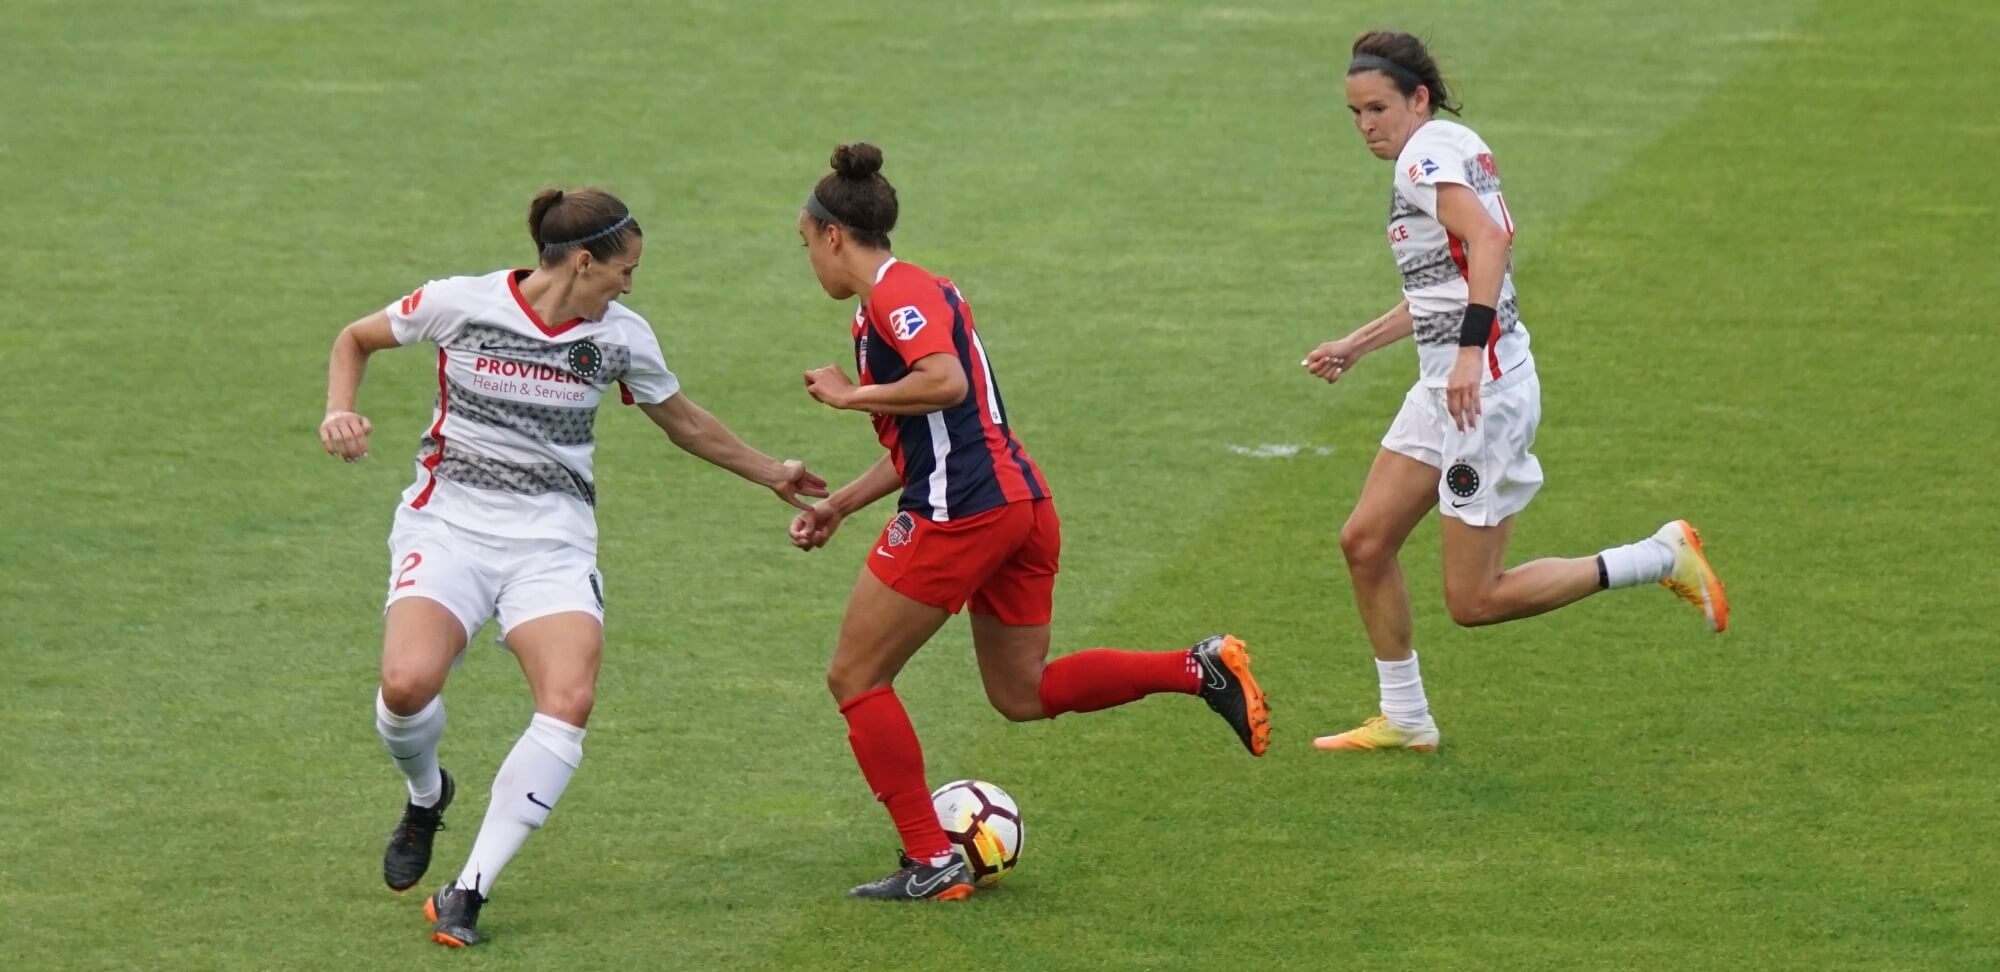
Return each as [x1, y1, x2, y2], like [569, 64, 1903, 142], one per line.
[1300, 31, 1730, 753]
[319, 187, 827, 947]
[787, 143, 1271, 901]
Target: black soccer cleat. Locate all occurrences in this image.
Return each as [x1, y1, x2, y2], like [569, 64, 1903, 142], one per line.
[424, 883, 486, 948]
[847, 853, 975, 901]
[383, 768, 454, 892]
[1191, 635, 1271, 756]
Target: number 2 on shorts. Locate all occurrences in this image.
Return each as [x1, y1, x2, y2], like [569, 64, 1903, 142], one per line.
[393, 552, 423, 591]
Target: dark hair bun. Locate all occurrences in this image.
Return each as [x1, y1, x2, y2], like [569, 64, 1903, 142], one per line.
[527, 188, 565, 248]
[831, 142, 884, 180]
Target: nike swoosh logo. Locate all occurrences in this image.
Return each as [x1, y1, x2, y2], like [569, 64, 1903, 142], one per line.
[905, 862, 963, 897]
[526, 792, 554, 811]
[1198, 651, 1228, 692]
[391, 752, 422, 762]
[1450, 500, 1474, 508]
[874, 546, 895, 559]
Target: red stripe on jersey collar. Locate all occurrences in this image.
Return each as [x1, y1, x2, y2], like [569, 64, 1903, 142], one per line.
[508, 270, 587, 337]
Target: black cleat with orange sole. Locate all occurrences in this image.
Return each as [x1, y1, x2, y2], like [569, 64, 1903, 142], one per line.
[847, 854, 975, 901]
[424, 884, 485, 948]
[1192, 635, 1271, 756]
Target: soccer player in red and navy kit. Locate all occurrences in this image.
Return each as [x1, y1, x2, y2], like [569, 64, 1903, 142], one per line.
[786, 143, 1272, 901]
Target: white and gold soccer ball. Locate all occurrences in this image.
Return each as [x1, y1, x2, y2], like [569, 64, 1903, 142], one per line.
[929, 779, 1023, 887]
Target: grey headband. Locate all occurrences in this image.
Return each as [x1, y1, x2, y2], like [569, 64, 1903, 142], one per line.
[1348, 54, 1426, 95]
[542, 213, 634, 254]
[803, 192, 842, 225]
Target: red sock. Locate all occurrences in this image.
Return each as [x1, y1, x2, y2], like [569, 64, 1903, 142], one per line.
[1037, 648, 1201, 718]
[839, 686, 952, 861]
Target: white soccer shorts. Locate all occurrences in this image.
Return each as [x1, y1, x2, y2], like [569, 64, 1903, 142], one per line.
[384, 507, 605, 643]
[1379, 370, 1544, 527]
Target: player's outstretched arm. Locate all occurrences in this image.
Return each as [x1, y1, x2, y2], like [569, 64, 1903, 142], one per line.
[638, 393, 829, 510]
[1302, 299, 1413, 384]
[789, 455, 900, 551]
[321, 311, 402, 461]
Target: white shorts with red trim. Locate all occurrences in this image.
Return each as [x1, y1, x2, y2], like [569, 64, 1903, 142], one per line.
[1380, 368, 1544, 528]
[384, 507, 604, 645]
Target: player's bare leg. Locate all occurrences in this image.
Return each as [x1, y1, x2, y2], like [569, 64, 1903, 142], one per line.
[378, 597, 465, 892]
[1338, 450, 1440, 663]
[972, 616, 1268, 755]
[511, 611, 603, 728]
[1440, 516, 1729, 632]
[426, 611, 601, 947]
[1438, 515, 1600, 626]
[967, 617, 1052, 721]
[1317, 449, 1444, 752]
[828, 570, 971, 900]
[827, 569, 950, 703]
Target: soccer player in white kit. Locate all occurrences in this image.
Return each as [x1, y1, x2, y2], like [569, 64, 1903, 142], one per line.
[318, 188, 828, 947]
[1301, 31, 1730, 753]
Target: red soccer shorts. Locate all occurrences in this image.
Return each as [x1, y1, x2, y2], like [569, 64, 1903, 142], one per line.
[865, 499, 1061, 625]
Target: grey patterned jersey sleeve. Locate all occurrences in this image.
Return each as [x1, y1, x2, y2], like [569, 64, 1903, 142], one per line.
[613, 316, 679, 405]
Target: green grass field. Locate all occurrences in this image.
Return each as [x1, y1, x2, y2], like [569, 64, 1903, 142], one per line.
[5, 0, 1996, 968]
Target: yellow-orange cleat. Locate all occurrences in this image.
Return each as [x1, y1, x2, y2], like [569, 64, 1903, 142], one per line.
[1656, 519, 1728, 633]
[1313, 714, 1439, 752]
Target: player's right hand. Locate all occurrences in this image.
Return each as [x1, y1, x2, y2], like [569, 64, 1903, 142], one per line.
[320, 409, 373, 462]
[770, 459, 831, 511]
[789, 503, 843, 551]
[1302, 338, 1364, 384]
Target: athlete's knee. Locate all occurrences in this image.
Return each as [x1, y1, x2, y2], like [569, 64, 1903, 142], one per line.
[1340, 517, 1398, 569]
[1443, 586, 1503, 627]
[986, 679, 1048, 723]
[536, 682, 596, 726]
[991, 700, 1047, 722]
[826, 661, 892, 705]
[378, 662, 443, 715]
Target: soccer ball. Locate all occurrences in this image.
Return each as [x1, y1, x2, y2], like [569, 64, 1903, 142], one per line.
[930, 779, 1023, 887]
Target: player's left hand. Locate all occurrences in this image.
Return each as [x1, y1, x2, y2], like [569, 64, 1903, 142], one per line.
[803, 364, 858, 409]
[1446, 348, 1483, 431]
[769, 459, 831, 511]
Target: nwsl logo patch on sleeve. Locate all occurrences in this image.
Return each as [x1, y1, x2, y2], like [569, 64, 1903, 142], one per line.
[889, 305, 928, 341]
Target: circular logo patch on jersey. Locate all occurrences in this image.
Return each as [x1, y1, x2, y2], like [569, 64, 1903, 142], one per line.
[567, 340, 603, 379]
[1446, 462, 1481, 498]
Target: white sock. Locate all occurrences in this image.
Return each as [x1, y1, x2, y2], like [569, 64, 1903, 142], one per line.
[1378, 652, 1431, 730]
[376, 690, 446, 807]
[1598, 534, 1676, 589]
[456, 713, 585, 898]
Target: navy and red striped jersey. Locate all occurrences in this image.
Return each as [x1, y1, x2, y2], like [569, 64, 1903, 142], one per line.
[851, 259, 1049, 522]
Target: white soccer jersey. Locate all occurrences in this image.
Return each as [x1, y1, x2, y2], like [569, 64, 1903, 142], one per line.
[1389, 119, 1533, 386]
[383, 269, 679, 550]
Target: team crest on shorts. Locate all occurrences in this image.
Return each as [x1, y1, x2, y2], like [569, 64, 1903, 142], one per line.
[567, 340, 603, 379]
[887, 511, 916, 547]
[1446, 462, 1481, 498]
